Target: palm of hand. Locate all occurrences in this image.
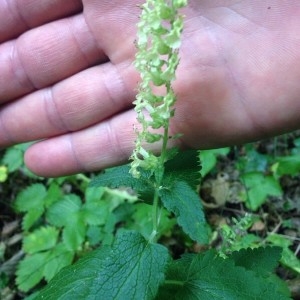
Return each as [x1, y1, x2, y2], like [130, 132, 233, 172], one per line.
[0, 0, 300, 176]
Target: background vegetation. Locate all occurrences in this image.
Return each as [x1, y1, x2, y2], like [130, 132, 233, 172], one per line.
[0, 132, 299, 299]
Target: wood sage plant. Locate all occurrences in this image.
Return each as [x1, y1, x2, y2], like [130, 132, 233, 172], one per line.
[130, 0, 188, 241]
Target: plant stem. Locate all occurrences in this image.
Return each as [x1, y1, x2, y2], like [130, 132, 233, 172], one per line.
[164, 279, 185, 287]
[150, 188, 160, 243]
[150, 122, 171, 242]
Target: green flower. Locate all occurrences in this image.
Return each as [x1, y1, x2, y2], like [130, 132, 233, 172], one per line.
[130, 0, 187, 178]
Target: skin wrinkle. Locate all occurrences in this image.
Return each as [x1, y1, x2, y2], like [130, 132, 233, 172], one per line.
[4, 0, 29, 32]
[67, 16, 98, 66]
[11, 15, 107, 95]
[43, 87, 71, 133]
[82, 5, 109, 63]
[68, 133, 87, 173]
[20, 0, 84, 28]
[11, 39, 37, 92]
[0, 108, 14, 145]
[225, 6, 269, 31]
[83, 1, 139, 64]
[102, 118, 131, 164]
[102, 62, 133, 113]
[14, 0, 32, 30]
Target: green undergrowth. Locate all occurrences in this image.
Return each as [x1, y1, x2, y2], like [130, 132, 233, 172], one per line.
[1, 141, 299, 299]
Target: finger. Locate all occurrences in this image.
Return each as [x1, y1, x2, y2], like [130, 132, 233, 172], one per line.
[24, 110, 139, 177]
[0, 61, 137, 146]
[0, 14, 105, 103]
[24, 108, 182, 178]
[83, 0, 139, 63]
[0, 0, 83, 42]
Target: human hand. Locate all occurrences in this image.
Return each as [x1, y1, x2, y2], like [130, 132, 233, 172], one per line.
[1, 0, 300, 177]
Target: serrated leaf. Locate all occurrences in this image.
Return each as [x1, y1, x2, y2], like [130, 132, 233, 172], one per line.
[81, 200, 110, 226]
[91, 164, 147, 190]
[91, 230, 169, 299]
[36, 246, 112, 299]
[43, 243, 74, 282]
[125, 203, 176, 240]
[81, 188, 110, 226]
[17, 245, 74, 292]
[90, 151, 202, 204]
[200, 148, 230, 177]
[36, 231, 169, 300]
[2, 147, 24, 172]
[17, 252, 50, 292]
[267, 234, 300, 274]
[230, 246, 282, 275]
[157, 250, 291, 300]
[241, 172, 282, 211]
[90, 164, 154, 201]
[46, 194, 82, 227]
[84, 186, 105, 203]
[275, 155, 300, 176]
[62, 220, 86, 251]
[163, 150, 201, 190]
[159, 181, 208, 244]
[14, 184, 47, 213]
[22, 207, 44, 231]
[229, 246, 291, 296]
[44, 183, 63, 208]
[23, 226, 59, 254]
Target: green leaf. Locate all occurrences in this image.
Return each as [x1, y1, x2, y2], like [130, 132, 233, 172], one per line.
[81, 188, 110, 226]
[46, 195, 86, 251]
[241, 172, 282, 211]
[22, 207, 44, 231]
[2, 143, 32, 172]
[14, 184, 47, 230]
[17, 245, 74, 292]
[237, 147, 269, 173]
[85, 186, 105, 201]
[91, 150, 202, 204]
[44, 182, 63, 208]
[157, 250, 291, 300]
[14, 184, 47, 213]
[46, 194, 82, 227]
[2, 147, 24, 172]
[267, 234, 300, 274]
[230, 247, 291, 296]
[81, 201, 110, 226]
[90, 164, 154, 201]
[36, 246, 112, 299]
[280, 247, 300, 274]
[230, 246, 281, 274]
[43, 243, 74, 282]
[164, 150, 202, 190]
[17, 252, 50, 292]
[274, 155, 300, 176]
[159, 181, 208, 244]
[200, 148, 230, 177]
[125, 203, 176, 240]
[23, 226, 59, 254]
[62, 220, 86, 251]
[37, 231, 169, 300]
